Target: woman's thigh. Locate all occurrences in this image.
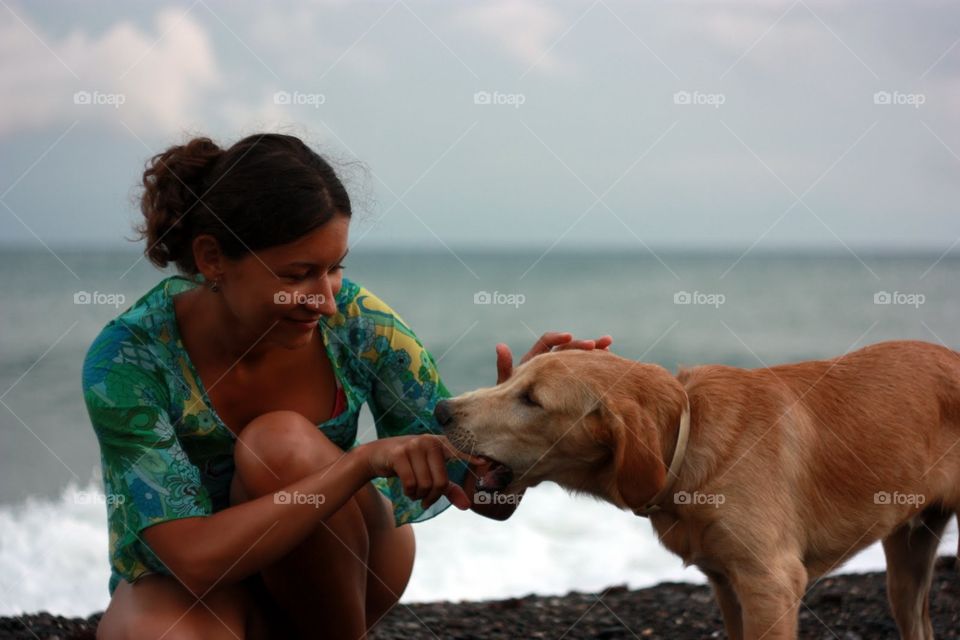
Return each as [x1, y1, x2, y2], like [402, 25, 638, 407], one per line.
[96, 573, 251, 640]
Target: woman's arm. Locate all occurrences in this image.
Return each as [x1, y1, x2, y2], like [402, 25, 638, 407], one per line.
[143, 447, 371, 597]
[144, 435, 479, 597]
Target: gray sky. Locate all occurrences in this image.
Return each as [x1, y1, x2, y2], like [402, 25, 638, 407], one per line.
[1, 0, 959, 252]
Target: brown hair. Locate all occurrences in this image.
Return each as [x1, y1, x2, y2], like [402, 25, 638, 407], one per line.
[133, 133, 352, 275]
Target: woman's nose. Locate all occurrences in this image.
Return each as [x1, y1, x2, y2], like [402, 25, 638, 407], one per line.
[306, 279, 337, 316]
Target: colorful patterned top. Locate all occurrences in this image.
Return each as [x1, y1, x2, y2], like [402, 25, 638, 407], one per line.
[81, 274, 468, 597]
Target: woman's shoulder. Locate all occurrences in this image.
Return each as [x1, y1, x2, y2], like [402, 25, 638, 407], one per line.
[334, 277, 407, 327]
[82, 275, 188, 392]
[327, 277, 430, 371]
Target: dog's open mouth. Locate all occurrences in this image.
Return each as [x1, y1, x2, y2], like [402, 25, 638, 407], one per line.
[474, 454, 514, 493]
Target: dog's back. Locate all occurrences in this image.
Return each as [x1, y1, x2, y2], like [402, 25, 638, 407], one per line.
[675, 340, 960, 576]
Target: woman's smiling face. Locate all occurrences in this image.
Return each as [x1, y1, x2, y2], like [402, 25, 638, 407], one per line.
[208, 214, 351, 349]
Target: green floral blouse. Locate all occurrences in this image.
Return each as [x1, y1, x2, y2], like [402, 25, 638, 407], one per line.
[81, 274, 468, 597]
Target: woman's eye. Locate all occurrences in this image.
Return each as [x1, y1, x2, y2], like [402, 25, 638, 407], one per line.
[521, 389, 540, 408]
[284, 264, 343, 282]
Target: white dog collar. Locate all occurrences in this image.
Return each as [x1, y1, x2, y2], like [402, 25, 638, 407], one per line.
[632, 391, 691, 517]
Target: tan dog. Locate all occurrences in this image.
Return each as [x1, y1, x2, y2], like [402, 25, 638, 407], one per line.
[434, 340, 960, 639]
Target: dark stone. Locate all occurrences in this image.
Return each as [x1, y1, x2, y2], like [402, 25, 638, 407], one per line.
[1, 558, 957, 639]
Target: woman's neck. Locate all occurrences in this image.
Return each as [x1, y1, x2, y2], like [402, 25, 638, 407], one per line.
[175, 286, 276, 370]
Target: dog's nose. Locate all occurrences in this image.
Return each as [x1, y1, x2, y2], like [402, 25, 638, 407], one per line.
[434, 399, 454, 427]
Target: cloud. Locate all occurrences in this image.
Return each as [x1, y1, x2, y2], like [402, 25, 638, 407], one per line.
[243, 3, 387, 79]
[452, 0, 572, 76]
[692, 3, 832, 66]
[0, 6, 220, 136]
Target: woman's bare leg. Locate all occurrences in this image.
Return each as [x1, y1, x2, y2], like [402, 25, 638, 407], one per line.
[232, 410, 416, 639]
[95, 573, 249, 640]
[357, 485, 416, 629]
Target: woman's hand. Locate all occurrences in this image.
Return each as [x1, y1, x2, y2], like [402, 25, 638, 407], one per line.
[358, 434, 486, 510]
[495, 331, 613, 383]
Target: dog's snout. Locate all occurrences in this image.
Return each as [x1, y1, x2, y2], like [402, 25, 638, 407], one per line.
[434, 399, 454, 428]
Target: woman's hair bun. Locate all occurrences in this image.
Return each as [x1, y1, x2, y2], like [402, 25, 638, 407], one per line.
[132, 132, 352, 276]
[135, 136, 224, 270]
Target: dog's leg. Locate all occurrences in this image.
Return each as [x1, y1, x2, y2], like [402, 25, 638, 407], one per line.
[706, 570, 743, 640]
[729, 555, 807, 640]
[881, 505, 952, 640]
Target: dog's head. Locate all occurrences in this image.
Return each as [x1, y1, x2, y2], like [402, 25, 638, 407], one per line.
[435, 350, 688, 510]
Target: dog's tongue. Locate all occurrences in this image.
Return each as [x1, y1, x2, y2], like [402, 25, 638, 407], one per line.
[477, 461, 514, 492]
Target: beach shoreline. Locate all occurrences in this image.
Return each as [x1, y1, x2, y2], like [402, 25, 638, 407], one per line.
[1, 557, 957, 639]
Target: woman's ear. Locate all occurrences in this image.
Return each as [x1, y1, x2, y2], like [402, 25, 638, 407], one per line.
[597, 400, 666, 511]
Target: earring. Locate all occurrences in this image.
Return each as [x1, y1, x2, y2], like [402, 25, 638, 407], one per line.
[209, 279, 221, 293]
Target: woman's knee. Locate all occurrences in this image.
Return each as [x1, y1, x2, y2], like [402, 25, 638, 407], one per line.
[233, 410, 345, 496]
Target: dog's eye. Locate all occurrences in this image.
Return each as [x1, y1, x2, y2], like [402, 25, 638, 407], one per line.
[521, 388, 541, 408]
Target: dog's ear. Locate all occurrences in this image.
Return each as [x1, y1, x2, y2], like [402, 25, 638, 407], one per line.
[595, 400, 666, 511]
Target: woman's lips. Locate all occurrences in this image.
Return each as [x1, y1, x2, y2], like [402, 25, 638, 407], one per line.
[284, 316, 319, 330]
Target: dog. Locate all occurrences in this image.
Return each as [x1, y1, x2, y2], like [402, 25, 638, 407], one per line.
[434, 340, 960, 639]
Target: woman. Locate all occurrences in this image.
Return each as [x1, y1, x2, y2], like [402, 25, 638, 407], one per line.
[82, 133, 612, 639]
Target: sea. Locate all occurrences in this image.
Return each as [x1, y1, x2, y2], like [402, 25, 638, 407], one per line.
[0, 246, 957, 616]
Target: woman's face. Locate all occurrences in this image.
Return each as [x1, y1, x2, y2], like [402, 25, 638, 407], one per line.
[220, 215, 350, 348]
